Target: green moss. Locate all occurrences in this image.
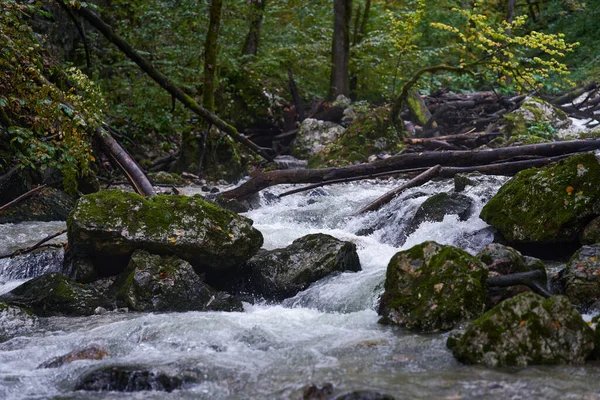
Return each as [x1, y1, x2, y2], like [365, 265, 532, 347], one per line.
[308, 105, 405, 168]
[480, 153, 600, 243]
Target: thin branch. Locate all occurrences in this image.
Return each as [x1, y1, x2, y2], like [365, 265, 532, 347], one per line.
[0, 184, 47, 212]
[0, 229, 67, 259]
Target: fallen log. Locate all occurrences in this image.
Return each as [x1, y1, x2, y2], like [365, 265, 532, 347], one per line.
[486, 270, 551, 298]
[221, 139, 600, 200]
[355, 165, 441, 215]
[66, 2, 274, 163]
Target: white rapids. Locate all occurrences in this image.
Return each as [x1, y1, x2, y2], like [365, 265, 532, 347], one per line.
[1, 178, 600, 399]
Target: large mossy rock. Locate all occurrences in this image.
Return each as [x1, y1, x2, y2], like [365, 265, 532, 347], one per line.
[308, 106, 404, 168]
[378, 241, 488, 332]
[480, 153, 600, 245]
[292, 118, 345, 160]
[0, 273, 105, 317]
[0, 302, 39, 342]
[447, 292, 596, 367]
[243, 234, 361, 300]
[113, 250, 242, 312]
[503, 96, 571, 137]
[562, 244, 600, 307]
[68, 190, 263, 275]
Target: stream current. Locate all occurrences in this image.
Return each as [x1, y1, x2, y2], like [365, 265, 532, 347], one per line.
[1, 178, 600, 399]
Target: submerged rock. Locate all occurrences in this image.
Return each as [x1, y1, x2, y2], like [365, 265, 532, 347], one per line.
[112, 250, 242, 312]
[243, 234, 361, 300]
[0, 273, 105, 317]
[38, 345, 109, 369]
[562, 244, 600, 307]
[68, 190, 263, 276]
[480, 153, 600, 246]
[378, 241, 488, 332]
[447, 292, 595, 367]
[0, 302, 39, 342]
[75, 366, 184, 392]
[334, 391, 396, 400]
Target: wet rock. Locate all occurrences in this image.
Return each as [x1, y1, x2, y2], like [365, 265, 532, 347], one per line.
[112, 250, 242, 312]
[562, 244, 600, 307]
[243, 234, 361, 300]
[378, 241, 488, 332]
[480, 153, 600, 247]
[0, 187, 74, 224]
[303, 383, 333, 399]
[447, 292, 596, 367]
[580, 216, 600, 245]
[334, 391, 396, 400]
[0, 302, 39, 342]
[68, 190, 263, 276]
[207, 196, 249, 214]
[406, 192, 474, 233]
[63, 249, 98, 284]
[75, 366, 183, 392]
[0, 273, 106, 317]
[292, 118, 345, 159]
[38, 345, 109, 369]
[0, 247, 65, 280]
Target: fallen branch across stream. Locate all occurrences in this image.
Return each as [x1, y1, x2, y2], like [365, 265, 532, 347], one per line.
[221, 139, 600, 200]
[0, 229, 67, 260]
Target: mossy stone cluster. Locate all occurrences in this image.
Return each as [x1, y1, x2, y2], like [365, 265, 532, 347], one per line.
[243, 233, 361, 300]
[502, 96, 571, 138]
[308, 106, 404, 168]
[562, 244, 600, 307]
[480, 153, 600, 244]
[378, 241, 488, 332]
[113, 250, 242, 312]
[447, 292, 596, 367]
[68, 190, 263, 274]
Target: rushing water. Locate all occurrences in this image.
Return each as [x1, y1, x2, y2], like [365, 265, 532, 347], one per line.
[1, 178, 600, 400]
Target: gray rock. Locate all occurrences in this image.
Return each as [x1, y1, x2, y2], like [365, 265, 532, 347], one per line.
[378, 241, 488, 332]
[0, 187, 74, 224]
[447, 292, 596, 367]
[406, 192, 474, 236]
[292, 118, 345, 159]
[112, 250, 242, 312]
[245, 234, 361, 300]
[563, 244, 600, 306]
[75, 366, 185, 392]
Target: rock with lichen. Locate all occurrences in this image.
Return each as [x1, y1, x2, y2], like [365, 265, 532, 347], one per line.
[562, 244, 600, 307]
[378, 241, 488, 332]
[480, 153, 600, 246]
[447, 292, 595, 367]
[503, 96, 572, 138]
[112, 250, 242, 312]
[292, 118, 345, 160]
[67, 190, 263, 276]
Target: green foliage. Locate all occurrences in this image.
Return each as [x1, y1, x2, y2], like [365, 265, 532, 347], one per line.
[526, 120, 557, 139]
[0, 0, 100, 190]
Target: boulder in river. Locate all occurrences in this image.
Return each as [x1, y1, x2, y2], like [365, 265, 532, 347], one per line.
[447, 292, 596, 367]
[0, 186, 74, 224]
[0, 273, 106, 317]
[480, 153, 600, 249]
[67, 190, 263, 276]
[562, 244, 600, 307]
[378, 241, 488, 332]
[292, 118, 345, 159]
[112, 250, 242, 312]
[0, 302, 39, 342]
[242, 233, 361, 300]
[75, 366, 185, 392]
[502, 96, 572, 137]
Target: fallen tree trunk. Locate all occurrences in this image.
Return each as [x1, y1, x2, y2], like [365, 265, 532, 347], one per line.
[221, 139, 600, 199]
[486, 270, 551, 298]
[67, 2, 274, 163]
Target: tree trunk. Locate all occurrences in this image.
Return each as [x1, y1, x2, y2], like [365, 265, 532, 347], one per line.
[242, 0, 267, 56]
[329, 0, 352, 100]
[349, 0, 371, 99]
[203, 0, 223, 113]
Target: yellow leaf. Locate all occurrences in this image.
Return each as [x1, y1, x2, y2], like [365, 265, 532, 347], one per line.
[168, 237, 176, 243]
[566, 186, 574, 195]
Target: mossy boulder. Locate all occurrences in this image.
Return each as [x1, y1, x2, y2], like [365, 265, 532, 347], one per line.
[580, 216, 600, 245]
[67, 190, 263, 276]
[562, 244, 600, 307]
[112, 250, 242, 312]
[0, 302, 39, 342]
[292, 118, 345, 160]
[447, 292, 595, 367]
[503, 96, 571, 137]
[242, 234, 361, 300]
[480, 153, 600, 245]
[308, 106, 404, 168]
[0, 273, 106, 317]
[0, 186, 74, 224]
[407, 192, 473, 230]
[378, 241, 488, 332]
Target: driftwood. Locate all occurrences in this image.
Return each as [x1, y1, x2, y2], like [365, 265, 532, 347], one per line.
[221, 139, 600, 200]
[67, 2, 274, 163]
[486, 270, 551, 298]
[355, 165, 441, 215]
[0, 184, 47, 212]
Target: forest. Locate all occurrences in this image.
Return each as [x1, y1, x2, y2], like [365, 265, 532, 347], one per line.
[1, 0, 600, 399]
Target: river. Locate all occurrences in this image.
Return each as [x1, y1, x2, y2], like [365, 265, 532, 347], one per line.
[1, 177, 599, 399]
